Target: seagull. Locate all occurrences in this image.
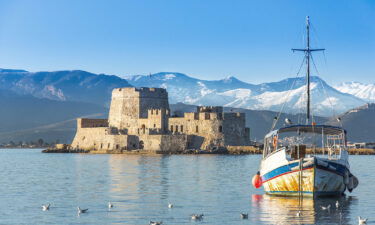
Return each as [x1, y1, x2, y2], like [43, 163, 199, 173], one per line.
[240, 213, 248, 219]
[77, 207, 88, 214]
[168, 203, 173, 208]
[337, 117, 342, 122]
[336, 201, 339, 209]
[296, 210, 301, 217]
[321, 204, 331, 211]
[285, 118, 293, 125]
[358, 216, 367, 224]
[108, 202, 113, 209]
[191, 214, 204, 220]
[149, 221, 163, 225]
[42, 203, 50, 211]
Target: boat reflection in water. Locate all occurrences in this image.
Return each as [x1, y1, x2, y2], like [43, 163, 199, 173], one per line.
[251, 194, 355, 224]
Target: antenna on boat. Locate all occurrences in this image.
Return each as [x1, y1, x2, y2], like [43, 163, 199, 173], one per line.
[292, 16, 325, 124]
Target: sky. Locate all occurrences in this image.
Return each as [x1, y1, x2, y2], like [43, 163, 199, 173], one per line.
[0, 0, 374, 84]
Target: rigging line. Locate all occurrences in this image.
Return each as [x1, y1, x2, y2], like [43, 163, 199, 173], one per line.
[310, 54, 343, 127]
[270, 56, 306, 131]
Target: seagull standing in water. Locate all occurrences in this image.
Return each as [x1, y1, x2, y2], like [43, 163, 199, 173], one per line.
[240, 213, 248, 219]
[191, 214, 204, 220]
[336, 201, 339, 209]
[108, 202, 113, 209]
[77, 207, 88, 214]
[358, 216, 368, 224]
[42, 203, 50, 211]
[168, 203, 173, 208]
[149, 221, 163, 225]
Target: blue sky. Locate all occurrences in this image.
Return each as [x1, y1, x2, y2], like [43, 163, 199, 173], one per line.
[0, 0, 373, 84]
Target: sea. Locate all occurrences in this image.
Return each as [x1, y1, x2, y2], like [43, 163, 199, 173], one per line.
[0, 148, 373, 225]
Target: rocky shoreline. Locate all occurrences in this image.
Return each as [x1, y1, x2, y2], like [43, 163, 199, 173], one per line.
[42, 146, 375, 155]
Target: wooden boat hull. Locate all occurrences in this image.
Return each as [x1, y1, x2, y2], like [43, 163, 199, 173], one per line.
[261, 159, 347, 197]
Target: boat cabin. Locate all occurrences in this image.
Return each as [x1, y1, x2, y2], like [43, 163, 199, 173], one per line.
[263, 125, 347, 160]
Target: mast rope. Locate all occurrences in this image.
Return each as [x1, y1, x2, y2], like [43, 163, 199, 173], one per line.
[310, 54, 342, 127]
[270, 56, 306, 131]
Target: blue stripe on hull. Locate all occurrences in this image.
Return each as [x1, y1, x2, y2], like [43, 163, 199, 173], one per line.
[262, 158, 348, 182]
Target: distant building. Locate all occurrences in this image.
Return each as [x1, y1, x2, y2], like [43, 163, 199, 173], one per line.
[70, 87, 250, 153]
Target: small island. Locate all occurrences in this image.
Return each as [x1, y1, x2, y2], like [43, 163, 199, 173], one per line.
[44, 87, 254, 154]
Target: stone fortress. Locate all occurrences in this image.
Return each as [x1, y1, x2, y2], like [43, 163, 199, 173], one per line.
[70, 87, 250, 153]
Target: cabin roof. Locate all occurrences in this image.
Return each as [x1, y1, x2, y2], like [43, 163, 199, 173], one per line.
[265, 124, 346, 138]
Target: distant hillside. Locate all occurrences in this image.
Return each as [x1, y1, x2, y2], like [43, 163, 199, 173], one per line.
[0, 69, 132, 106]
[0, 89, 107, 143]
[327, 103, 375, 142]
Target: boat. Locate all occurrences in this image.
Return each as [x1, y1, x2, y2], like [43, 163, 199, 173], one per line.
[254, 16, 359, 197]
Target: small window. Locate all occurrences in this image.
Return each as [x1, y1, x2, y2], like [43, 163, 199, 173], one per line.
[100, 143, 103, 149]
[108, 143, 110, 148]
[180, 125, 183, 132]
[219, 125, 223, 133]
[154, 124, 156, 128]
[156, 110, 158, 115]
[175, 125, 178, 132]
[116, 144, 119, 149]
[170, 125, 173, 132]
[151, 110, 153, 115]
[196, 125, 199, 133]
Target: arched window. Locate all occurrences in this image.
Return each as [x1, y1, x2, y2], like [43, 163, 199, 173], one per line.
[180, 125, 183, 132]
[196, 125, 199, 133]
[175, 125, 178, 132]
[170, 125, 173, 132]
[141, 124, 146, 134]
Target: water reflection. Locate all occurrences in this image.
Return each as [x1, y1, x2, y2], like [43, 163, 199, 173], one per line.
[252, 194, 355, 225]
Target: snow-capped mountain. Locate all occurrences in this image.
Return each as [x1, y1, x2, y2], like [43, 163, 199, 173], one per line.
[125, 72, 365, 116]
[334, 82, 375, 102]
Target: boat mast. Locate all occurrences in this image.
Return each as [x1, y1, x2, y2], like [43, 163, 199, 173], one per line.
[292, 16, 325, 123]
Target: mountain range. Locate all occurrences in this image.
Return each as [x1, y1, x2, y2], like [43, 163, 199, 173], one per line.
[334, 82, 375, 102]
[0, 68, 373, 143]
[126, 72, 366, 116]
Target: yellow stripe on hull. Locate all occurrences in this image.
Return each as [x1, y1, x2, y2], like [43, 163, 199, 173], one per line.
[263, 167, 315, 197]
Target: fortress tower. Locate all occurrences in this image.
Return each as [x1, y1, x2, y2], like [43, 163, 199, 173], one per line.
[108, 87, 169, 134]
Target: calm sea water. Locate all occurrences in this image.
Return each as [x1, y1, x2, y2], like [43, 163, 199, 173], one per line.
[0, 149, 373, 225]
